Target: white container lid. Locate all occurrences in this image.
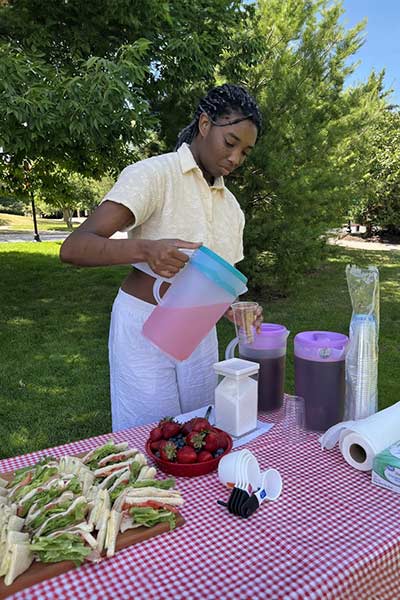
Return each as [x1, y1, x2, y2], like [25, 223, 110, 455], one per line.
[213, 357, 260, 379]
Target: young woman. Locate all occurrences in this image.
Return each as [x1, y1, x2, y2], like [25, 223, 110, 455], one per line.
[60, 83, 262, 431]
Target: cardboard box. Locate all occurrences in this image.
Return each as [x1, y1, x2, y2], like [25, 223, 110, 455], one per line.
[372, 441, 400, 494]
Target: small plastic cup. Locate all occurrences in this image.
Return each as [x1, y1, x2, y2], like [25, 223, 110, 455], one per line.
[231, 301, 259, 345]
[281, 394, 306, 445]
[260, 468, 283, 501]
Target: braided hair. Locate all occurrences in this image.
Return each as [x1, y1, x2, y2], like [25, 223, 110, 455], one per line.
[175, 84, 262, 150]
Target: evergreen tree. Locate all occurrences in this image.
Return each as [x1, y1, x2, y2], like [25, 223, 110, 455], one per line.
[219, 0, 386, 292]
[351, 106, 400, 235]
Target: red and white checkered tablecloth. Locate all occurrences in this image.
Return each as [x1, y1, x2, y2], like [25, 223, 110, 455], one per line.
[1, 416, 400, 600]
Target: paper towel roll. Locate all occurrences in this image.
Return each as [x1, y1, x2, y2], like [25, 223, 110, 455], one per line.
[340, 431, 377, 471]
[320, 400, 400, 471]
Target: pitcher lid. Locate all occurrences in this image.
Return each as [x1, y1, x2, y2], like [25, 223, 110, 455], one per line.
[196, 246, 247, 284]
[190, 246, 248, 297]
[294, 331, 348, 348]
[239, 323, 289, 350]
[259, 323, 288, 336]
[294, 331, 348, 362]
[213, 358, 260, 379]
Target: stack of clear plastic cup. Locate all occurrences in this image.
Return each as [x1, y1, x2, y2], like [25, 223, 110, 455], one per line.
[345, 314, 378, 420]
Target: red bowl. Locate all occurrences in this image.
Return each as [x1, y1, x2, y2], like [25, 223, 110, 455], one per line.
[145, 428, 233, 477]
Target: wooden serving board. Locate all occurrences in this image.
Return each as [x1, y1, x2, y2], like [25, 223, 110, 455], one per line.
[0, 463, 184, 599]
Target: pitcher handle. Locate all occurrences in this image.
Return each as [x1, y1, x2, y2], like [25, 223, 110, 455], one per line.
[153, 279, 164, 304]
[134, 248, 195, 305]
[132, 264, 170, 305]
[225, 337, 239, 360]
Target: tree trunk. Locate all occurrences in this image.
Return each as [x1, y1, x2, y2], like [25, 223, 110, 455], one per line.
[62, 208, 73, 230]
[365, 223, 373, 237]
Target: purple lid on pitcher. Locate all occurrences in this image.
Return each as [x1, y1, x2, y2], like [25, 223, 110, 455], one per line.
[294, 331, 348, 362]
[239, 323, 289, 350]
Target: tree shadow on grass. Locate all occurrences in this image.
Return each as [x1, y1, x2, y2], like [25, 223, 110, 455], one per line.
[0, 216, 14, 227]
[0, 247, 129, 459]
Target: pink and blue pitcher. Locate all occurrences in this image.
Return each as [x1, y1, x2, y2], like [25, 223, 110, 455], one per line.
[142, 246, 248, 361]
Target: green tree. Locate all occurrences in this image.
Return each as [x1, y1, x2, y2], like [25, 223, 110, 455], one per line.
[219, 0, 386, 293]
[0, 0, 249, 225]
[351, 107, 400, 235]
[0, 39, 153, 177]
[0, 0, 247, 173]
[36, 169, 103, 228]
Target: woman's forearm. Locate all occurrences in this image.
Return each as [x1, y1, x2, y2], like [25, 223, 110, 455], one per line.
[60, 231, 150, 267]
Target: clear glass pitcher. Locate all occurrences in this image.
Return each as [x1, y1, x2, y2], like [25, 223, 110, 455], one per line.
[142, 246, 248, 361]
[226, 323, 290, 411]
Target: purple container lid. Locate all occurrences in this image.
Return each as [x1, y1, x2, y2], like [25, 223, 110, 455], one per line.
[240, 323, 289, 350]
[294, 331, 348, 362]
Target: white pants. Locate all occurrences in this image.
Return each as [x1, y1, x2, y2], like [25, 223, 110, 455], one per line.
[109, 289, 218, 431]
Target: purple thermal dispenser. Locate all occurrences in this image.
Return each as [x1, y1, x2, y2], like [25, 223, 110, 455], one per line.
[294, 331, 349, 431]
[225, 323, 290, 412]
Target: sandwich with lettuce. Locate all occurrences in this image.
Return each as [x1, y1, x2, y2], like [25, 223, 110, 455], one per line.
[18, 476, 82, 518]
[0, 505, 33, 586]
[0, 438, 184, 586]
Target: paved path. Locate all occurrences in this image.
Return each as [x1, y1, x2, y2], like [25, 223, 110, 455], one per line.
[1, 230, 399, 252]
[328, 236, 400, 252]
[0, 231, 126, 243]
[0, 231, 69, 243]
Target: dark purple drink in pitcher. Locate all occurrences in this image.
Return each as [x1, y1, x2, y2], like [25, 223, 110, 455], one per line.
[294, 356, 345, 431]
[294, 331, 348, 432]
[225, 323, 289, 413]
[240, 352, 286, 411]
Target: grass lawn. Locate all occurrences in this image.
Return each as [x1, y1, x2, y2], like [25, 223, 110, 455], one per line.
[0, 242, 399, 460]
[0, 212, 77, 232]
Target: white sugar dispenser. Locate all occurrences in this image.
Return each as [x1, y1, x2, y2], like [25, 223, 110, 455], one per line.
[213, 358, 260, 437]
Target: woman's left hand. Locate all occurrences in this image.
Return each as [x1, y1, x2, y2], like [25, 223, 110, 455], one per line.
[224, 303, 263, 334]
[254, 304, 263, 333]
[224, 307, 235, 324]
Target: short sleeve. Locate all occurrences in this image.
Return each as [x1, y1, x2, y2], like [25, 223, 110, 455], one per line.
[101, 157, 165, 231]
[233, 209, 245, 264]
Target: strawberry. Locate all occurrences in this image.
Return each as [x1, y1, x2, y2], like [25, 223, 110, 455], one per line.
[177, 446, 197, 464]
[160, 418, 181, 439]
[159, 441, 177, 462]
[181, 420, 194, 435]
[203, 431, 219, 453]
[157, 439, 169, 455]
[197, 450, 213, 462]
[185, 431, 205, 450]
[149, 426, 163, 442]
[191, 417, 211, 432]
[158, 416, 174, 425]
[150, 440, 162, 452]
[182, 417, 211, 434]
[215, 431, 229, 450]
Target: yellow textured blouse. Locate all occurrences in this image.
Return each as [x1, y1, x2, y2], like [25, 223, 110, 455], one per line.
[102, 143, 245, 265]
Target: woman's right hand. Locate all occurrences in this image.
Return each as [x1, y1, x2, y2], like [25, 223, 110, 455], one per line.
[144, 239, 202, 278]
